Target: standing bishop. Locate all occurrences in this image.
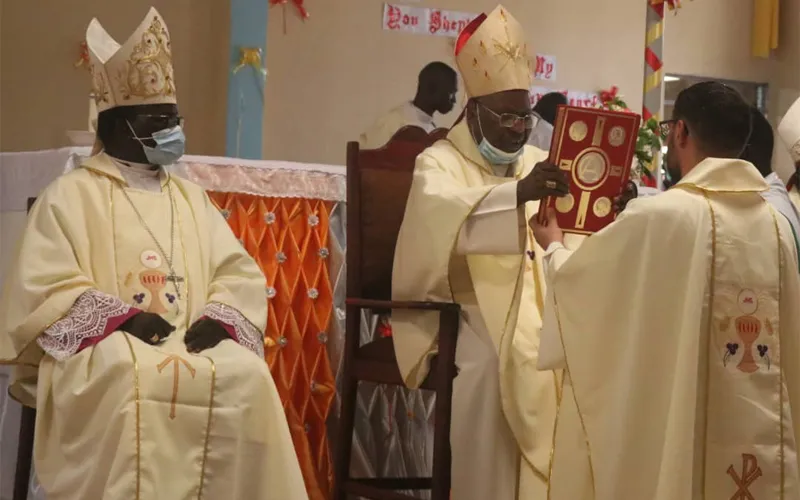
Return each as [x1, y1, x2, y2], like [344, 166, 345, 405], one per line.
[777, 97, 800, 215]
[0, 8, 308, 500]
[390, 5, 582, 500]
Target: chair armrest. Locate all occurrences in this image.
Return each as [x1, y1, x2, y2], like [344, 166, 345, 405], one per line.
[346, 297, 460, 312]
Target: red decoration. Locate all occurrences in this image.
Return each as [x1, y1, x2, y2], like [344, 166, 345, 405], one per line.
[75, 41, 90, 70]
[651, 0, 682, 10]
[269, 0, 309, 33]
[377, 316, 393, 338]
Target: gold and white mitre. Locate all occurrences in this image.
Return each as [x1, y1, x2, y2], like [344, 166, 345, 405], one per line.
[454, 5, 532, 98]
[86, 7, 177, 114]
[778, 97, 800, 164]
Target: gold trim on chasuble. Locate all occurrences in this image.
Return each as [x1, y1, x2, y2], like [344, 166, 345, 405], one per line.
[550, 293, 595, 499]
[450, 152, 556, 485]
[111, 179, 216, 499]
[121, 333, 143, 498]
[549, 184, 787, 499]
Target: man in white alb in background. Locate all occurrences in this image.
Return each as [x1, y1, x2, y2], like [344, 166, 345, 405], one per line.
[359, 61, 457, 148]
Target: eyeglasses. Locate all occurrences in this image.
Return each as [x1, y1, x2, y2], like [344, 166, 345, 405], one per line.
[134, 114, 185, 129]
[478, 102, 536, 130]
[659, 119, 677, 137]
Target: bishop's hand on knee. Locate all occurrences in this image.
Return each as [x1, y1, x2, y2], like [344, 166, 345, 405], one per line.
[184, 317, 231, 353]
[119, 312, 175, 345]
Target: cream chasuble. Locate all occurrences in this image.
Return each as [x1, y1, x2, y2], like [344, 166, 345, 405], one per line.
[0, 153, 307, 500]
[539, 158, 800, 500]
[392, 120, 584, 499]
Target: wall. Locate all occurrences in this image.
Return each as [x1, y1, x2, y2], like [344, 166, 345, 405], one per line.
[0, 0, 791, 162]
[263, 0, 648, 165]
[663, 0, 775, 83]
[0, 0, 229, 155]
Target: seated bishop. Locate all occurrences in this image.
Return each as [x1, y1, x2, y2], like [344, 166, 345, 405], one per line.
[0, 8, 308, 500]
[390, 5, 586, 500]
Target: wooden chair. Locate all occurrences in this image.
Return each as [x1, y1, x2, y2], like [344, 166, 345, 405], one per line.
[333, 126, 461, 500]
[13, 197, 38, 500]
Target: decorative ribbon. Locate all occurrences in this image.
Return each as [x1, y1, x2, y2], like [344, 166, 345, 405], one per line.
[74, 41, 90, 70]
[650, 0, 683, 11]
[269, 0, 310, 34]
[232, 47, 268, 81]
[599, 85, 619, 104]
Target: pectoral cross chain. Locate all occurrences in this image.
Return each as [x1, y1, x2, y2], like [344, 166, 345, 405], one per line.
[166, 271, 184, 299]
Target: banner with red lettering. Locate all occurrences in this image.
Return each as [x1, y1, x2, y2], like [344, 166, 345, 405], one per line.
[382, 3, 476, 38]
[532, 54, 556, 81]
[382, 3, 428, 35]
[530, 86, 599, 109]
[428, 8, 475, 37]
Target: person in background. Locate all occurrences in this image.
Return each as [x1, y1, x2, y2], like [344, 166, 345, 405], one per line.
[0, 8, 307, 499]
[742, 106, 800, 237]
[626, 106, 800, 239]
[527, 91, 568, 150]
[532, 81, 800, 499]
[359, 61, 457, 149]
[777, 96, 800, 215]
[391, 5, 573, 499]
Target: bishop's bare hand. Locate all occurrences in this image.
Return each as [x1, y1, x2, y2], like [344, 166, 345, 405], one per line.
[119, 312, 175, 345]
[529, 207, 564, 250]
[185, 318, 231, 354]
[517, 161, 569, 205]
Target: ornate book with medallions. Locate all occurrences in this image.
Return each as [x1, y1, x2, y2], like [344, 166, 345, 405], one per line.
[538, 105, 641, 234]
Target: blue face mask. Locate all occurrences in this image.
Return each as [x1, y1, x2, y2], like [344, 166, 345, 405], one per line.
[477, 137, 523, 165]
[127, 121, 186, 165]
[474, 108, 524, 165]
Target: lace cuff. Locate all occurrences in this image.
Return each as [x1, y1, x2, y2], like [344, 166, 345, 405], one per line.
[203, 302, 265, 358]
[37, 290, 137, 361]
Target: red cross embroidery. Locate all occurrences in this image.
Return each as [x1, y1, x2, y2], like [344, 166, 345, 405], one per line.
[727, 453, 762, 500]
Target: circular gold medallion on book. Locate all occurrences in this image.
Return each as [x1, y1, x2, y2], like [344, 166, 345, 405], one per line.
[569, 121, 588, 142]
[593, 197, 612, 218]
[555, 193, 575, 213]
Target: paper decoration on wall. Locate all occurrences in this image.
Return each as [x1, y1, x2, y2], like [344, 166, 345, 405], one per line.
[530, 86, 599, 109]
[269, 0, 309, 34]
[532, 54, 556, 81]
[75, 41, 90, 70]
[382, 3, 475, 38]
[233, 47, 268, 83]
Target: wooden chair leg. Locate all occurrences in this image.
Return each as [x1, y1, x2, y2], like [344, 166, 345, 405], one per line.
[430, 311, 458, 500]
[14, 406, 36, 500]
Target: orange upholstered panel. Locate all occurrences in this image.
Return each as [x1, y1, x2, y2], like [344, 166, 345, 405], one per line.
[209, 192, 335, 500]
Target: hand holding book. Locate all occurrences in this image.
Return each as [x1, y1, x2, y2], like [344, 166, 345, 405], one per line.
[516, 161, 570, 206]
[537, 105, 642, 234]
